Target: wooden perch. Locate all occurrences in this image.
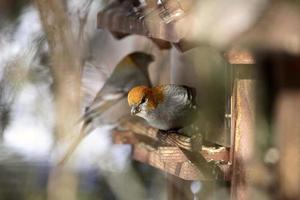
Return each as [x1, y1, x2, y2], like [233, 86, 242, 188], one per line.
[225, 49, 255, 64]
[119, 120, 230, 160]
[113, 120, 231, 180]
[97, 1, 259, 60]
[133, 144, 201, 180]
[97, 0, 192, 43]
[97, 0, 199, 52]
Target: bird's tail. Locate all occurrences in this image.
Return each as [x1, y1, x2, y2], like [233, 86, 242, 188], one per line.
[58, 121, 91, 166]
[59, 98, 121, 165]
[82, 98, 120, 123]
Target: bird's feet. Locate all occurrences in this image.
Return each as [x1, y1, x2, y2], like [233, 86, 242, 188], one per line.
[157, 130, 169, 142]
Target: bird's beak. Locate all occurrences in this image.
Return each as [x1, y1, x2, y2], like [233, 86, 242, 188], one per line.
[131, 106, 139, 115]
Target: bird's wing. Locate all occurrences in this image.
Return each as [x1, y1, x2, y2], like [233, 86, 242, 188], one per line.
[60, 53, 153, 165]
[59, 92, 125, 166]
[82, 62, 109, 107]
[82, 91, 125, 123]
[165, 85, 197, 108]
[161, 85, 197, 126]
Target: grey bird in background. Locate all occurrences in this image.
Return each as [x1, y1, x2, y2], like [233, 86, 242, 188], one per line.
[83, 52, 154, 123]
[60, 52, 154, 165]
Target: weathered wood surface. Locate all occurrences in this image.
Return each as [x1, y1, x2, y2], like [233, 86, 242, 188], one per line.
[97, 0, 193, 43]
[269, 54, 300, 200]
[97, 1, 260, 61]
[230, 65, 256, 200]
[113, 129, 229, 163]
[113, 120, 231, 180]
[133, 144, 202, 180]
[276, 92, 300, 200]
[225, 49, 255, 65]
[97, 0, 205, 52]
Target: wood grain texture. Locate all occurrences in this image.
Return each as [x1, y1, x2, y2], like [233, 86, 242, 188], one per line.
[272, 54, 300, 200]
[132, 143, 209, 180]
[97, 0, 190, 42]
[231, 66, 256, 200]
[97, 0, 200, 52]
[225, 49, 255, 64]
[113, 120, 231, 180]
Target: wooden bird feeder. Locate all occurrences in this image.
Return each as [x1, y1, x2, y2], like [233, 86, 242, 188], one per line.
[107, 55, 255, 182]
[97, 0, 198, 52]
[95, 1, 300, 199]
[97, 0, 257, 198]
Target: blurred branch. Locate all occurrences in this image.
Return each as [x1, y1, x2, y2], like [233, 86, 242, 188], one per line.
[77, 0, 92, 43]
[34, 0, 83, 200]
[35, 0, 82, 141]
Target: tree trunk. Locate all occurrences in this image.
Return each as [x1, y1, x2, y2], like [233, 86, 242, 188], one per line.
[34, 1, 83, 200]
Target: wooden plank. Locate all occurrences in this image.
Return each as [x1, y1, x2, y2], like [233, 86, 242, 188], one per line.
[276, 92, 300, 200]
[230, 65, 256, 200]
[158, 146, 188, 162]
[269, 53, 300, 200]
[97, 0, 191, 43]
[97, 0, 201, 52]
[97, 1, 261, 59]
[132, 143, 209, 180]
[113, 128, 230, 163]
[113, 127, 231, 180]
[225, 49, 255, 64]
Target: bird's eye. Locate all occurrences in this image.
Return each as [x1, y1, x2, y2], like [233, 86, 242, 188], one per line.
[140, 96, 147, 104]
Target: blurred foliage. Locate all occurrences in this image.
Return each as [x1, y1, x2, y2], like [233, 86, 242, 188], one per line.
[0, 0, 30, 25]
[0, 146, 47, 200]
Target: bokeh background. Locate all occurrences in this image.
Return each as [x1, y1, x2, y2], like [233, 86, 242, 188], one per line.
[0, 0, 300, 200]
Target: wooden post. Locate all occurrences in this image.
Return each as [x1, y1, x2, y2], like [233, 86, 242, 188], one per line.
[276, 91, 300, 200]
[268, 53, 300, 200]
[231, 64, 256, 200]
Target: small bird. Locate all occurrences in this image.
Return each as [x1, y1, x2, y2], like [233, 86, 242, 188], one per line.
[60, 52, 154, 165]
[83, 52, 154, 123]
[127, 84, 197, 132]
